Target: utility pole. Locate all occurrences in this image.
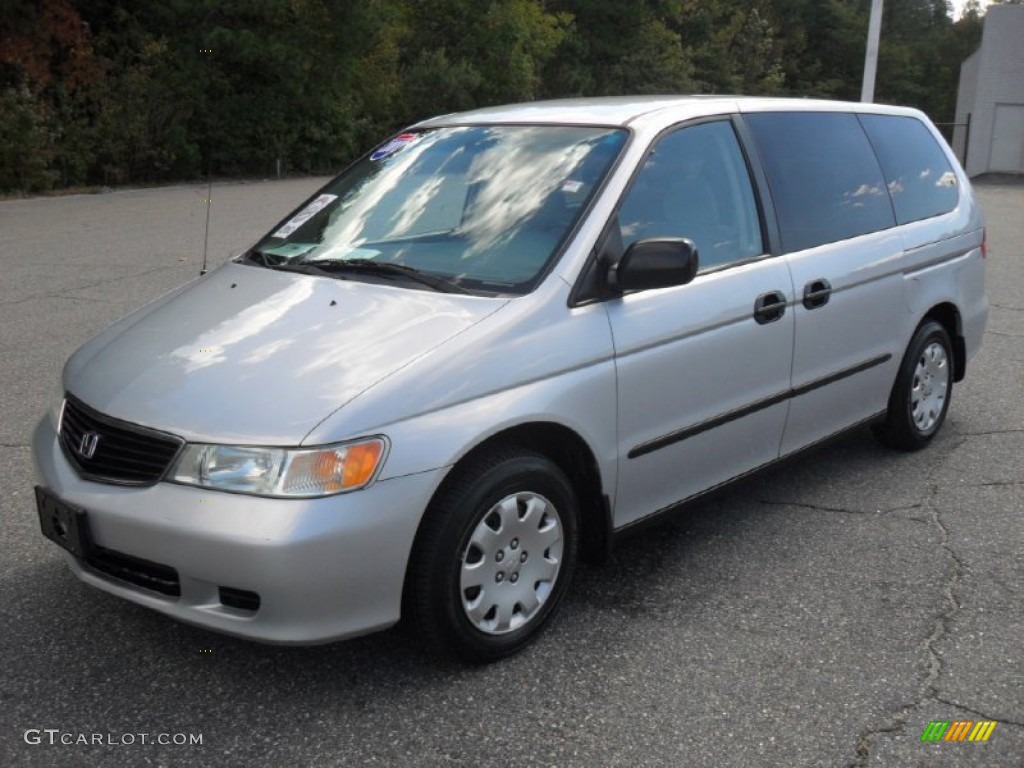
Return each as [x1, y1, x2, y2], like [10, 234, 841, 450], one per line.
[861, 0, 884, 102]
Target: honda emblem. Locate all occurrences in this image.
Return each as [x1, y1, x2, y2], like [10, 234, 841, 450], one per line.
[77, 432, 100, 459]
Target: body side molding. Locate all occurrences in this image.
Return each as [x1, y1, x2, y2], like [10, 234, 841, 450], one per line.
[627, 354, 892, 459]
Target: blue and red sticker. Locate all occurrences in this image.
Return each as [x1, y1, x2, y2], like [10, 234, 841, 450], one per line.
[370, 133, 420, 161]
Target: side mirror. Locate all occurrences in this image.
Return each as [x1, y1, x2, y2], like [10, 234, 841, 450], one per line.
[610, 238, 699, 293]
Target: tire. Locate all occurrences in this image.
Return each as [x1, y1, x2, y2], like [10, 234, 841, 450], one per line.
[873, 320, 953, 451]
[404, 449, 578, 663]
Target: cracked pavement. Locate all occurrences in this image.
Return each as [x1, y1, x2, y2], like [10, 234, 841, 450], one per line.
[1, 179, 1021, 767]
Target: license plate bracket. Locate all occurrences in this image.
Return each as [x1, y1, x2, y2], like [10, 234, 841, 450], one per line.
[35, 486, 93, 560]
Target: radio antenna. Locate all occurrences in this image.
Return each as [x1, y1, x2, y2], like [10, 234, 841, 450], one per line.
[200, 162, 212, 276]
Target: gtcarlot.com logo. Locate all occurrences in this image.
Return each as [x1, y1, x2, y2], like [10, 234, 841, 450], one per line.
[921, 720, 998, 743]
[24, 729, 203, 746]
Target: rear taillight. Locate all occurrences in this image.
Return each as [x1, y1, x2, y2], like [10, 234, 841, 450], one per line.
[981, 228, 988, 259]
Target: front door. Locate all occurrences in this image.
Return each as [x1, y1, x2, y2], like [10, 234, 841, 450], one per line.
[603, 119, 795, 528]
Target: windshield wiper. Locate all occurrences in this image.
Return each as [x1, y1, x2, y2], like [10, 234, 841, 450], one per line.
[280, 258, 470, 294]
[264, 261, 333, 277]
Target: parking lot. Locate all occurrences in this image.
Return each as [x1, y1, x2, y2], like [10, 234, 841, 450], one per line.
[1, 177, 1021, 768]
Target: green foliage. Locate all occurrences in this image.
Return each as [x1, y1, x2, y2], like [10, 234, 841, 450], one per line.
[0, 85, 57, 191]
[0, 0, 996, 192]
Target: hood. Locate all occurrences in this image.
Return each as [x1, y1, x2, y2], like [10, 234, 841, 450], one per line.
[66, 262, 505, 444]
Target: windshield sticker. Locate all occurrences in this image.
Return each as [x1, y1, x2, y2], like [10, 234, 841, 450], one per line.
[561, 180, 584, 194]
[370, 133, 420, 161]
[259, 243, 318, 259]
[312, 245, 382, 262]
[271, 194, 338, 239]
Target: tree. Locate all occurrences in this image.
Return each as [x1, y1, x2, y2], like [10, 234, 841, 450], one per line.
[0, 0, 103, 189]
[544, 0, 695, 95]
[0, 0, 1000, 192]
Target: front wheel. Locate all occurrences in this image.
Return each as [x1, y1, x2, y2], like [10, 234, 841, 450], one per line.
[873, 320, 953, 451]
[404, 449, 579, 663]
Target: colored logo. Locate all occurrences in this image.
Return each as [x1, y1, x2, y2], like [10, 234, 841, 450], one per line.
[920, 720, 997, 742]
[370, 133, 419, 161]
[77, 432, 101, 459]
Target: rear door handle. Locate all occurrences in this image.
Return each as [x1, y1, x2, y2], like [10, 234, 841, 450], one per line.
[802, 278, 832, 310]
[753, 291, 787, 325]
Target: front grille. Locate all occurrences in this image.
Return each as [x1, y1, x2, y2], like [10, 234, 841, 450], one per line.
[59, 394, 184, 485]
[86, 546, 181, 596]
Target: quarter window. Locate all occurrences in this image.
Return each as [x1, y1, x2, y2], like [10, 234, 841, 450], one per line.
[746, 112, 896, 253]
[859, 114, 959, 225]
[617, 121, 764, 272]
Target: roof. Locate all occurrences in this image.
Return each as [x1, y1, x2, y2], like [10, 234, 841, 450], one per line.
[414, 96, 736, 127]
[413, 95, 922, 129]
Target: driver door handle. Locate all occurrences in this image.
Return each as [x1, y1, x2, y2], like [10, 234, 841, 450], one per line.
[753, 291, 787, 325]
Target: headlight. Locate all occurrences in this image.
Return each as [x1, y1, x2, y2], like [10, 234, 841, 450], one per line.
[169, 437, 387, 497]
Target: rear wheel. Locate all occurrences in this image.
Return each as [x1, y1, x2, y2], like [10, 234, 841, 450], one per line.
[873, 320, 953, 451]
[404, 449, 578, 662]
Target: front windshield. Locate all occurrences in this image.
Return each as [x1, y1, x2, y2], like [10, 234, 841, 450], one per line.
[246, 125, 628, 294]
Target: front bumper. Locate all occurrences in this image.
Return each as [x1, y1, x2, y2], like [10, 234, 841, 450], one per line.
[31, 416, 444, 644]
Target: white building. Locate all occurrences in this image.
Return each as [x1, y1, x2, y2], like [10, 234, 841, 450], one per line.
[953, 3, 1024, 177]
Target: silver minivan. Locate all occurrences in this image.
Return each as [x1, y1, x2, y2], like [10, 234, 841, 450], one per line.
[33, 97, 987, 661]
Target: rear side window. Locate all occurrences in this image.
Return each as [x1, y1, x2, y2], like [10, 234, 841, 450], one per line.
[859, 114, 959, 225]
[746, 112, 896, 253]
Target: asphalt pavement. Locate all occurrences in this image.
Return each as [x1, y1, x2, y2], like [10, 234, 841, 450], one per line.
[1, 177, 1021, 768]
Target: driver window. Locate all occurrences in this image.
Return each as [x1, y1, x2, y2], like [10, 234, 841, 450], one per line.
[618, 120, 764, 272]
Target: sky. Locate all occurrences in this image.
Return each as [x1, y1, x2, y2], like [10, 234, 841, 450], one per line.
[949, 0, 990, 19]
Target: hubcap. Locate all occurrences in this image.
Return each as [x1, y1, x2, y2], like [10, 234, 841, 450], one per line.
[459, 492, 564, 635]
[910, 341, 949, 433]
